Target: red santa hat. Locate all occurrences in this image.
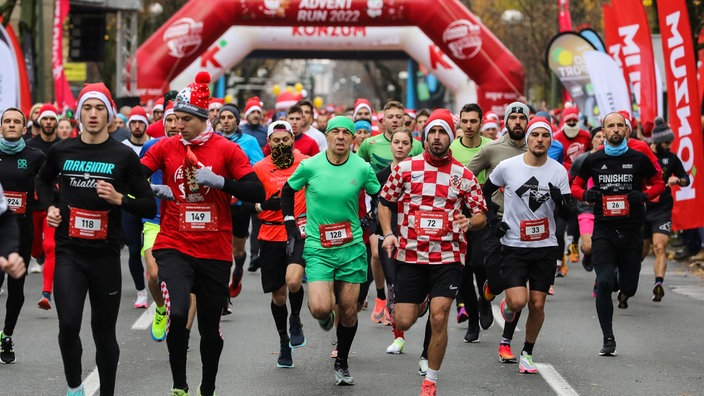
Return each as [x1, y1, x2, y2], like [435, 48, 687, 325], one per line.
[76, 82, 117, 122]
[208, 98, 224, 111]
[424, 109, 456, 143]
[244, 96, 264, 118]
[353, 98, 373, 119]
[481, 118, 499, 131]
[128, 105, 149, 126]
[562, 107, 580, 123]
[275, 91, 302, 111]
[406, 109, 417, 119]
[38, 103, 59, 121]
[152, 97, 165, 112]
[617, 110, 633, 130]
[174, 71, 211, 119]
[162, 102, 175, 124]
[484, 111, 500, 122]
[525, 117, 553, 144]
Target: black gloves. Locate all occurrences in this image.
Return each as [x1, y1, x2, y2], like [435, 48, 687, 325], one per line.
[627, 191, 649, 205]
[488, 217, 509, 238]
[583, 187, 602, 203]
[260, 195, 281, 211]
[284, 219, 301, 256]
[548, 183, 562, 203]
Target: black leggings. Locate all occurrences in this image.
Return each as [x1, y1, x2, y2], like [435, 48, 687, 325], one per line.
[121, 210, 145, 291]
[1, 218, 32, 336]
[457, 229, 487, 318]
[378, 238, 398, 312]
[154, 249, 231, 396]
[54, 249, 121, 395]
[592, 222, 642, 338]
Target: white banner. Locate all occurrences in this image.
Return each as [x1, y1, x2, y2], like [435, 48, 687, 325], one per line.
[0, 25, 19, 112]
[583, 50, 630, 118]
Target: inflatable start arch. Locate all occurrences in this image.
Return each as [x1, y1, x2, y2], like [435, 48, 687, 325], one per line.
[136, 0, 525, 114]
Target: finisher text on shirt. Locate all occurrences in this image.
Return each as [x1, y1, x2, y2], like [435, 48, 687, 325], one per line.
[598, 174, 634, 183]
[62, 160, 116, 174]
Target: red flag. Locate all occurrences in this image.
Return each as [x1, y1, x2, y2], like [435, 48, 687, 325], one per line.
[52, 0, 76, 111]
[602, 3, 632, 108]
[658, 0, 704, 230]
[558, 0, 572, 33]
[611, 0, 657, 125]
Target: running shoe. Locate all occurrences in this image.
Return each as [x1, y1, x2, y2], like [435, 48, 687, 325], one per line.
[151, 307, 167, 342]
[519, 351, 537, 374]
[247, 255, 260, 272]
[38, 292, 52, 310]
[617, 291, 629, 309]
[582, 254, 593, 272]
[371, 298, 387, 323]
[134, 290, 148, 309]
[66, 385, 86, 396]
[568, 242, 580, 263]
[418, 357, 429, 376]
[420, 379, 437, 396]
[28, 261, 42, 274]
[386, 337, 406, 354]
[482, 280, 495, 302]
[464, 321, 479, 343]
[499, 298, 516, 323]
[170, 388, 189, 396]
[548, 285, 555, 296]
[0, 332, 15, 364]
[382, 307, 392, 326]
[330, 346, 338, 359]
[277, 341, 294, 368]
[498, 343, 517, 363]
[229, 271, 243, 298]
[222, 304, 232, 316]
[592, 282, 597, 298]
[478, 299, 493, 330]
[652, 282, 665, 302]
[196, 385, 215, 396]
[334, 360, 354, 386]
[599, 337, 617, 356]
[456, 304, 469, 323]
[289, 318, 306, 348]
[319, 311, 335, 331]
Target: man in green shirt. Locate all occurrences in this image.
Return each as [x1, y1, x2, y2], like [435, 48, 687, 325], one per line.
[281, 116, 380, 386]
[356, 101, 424, 173]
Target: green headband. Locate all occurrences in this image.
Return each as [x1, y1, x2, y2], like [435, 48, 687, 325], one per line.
[326, 116, 355, 134]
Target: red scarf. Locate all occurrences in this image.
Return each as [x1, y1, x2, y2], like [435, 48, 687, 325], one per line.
[423, 149, 453, 168]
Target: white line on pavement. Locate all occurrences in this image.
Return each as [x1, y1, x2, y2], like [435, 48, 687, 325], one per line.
[132, 303, 156, 330]
[492, 299, 577, 395]
[84, 367, 100, 396]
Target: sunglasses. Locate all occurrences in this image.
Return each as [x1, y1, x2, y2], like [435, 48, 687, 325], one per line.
[404, 121, 412, 126]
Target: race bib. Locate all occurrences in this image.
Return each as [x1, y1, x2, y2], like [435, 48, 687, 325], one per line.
[602, 195, 629, 217]
[69, 207, 108, 240]
[414, 211, 449, 237]
[4, 191, 27, 214]
[319, 221, 352, 248]
[296, 216, 307, 239]
[519, 218, 549, 241]
[179, 203, 218, 232]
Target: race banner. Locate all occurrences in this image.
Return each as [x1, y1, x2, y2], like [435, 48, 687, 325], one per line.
[579, 28, 606, 53]
[53, 0, 76, 110]
[0, 25, 19, 112]
[611, 0, 657, 125]
[583, 50, 630, 118]
[602, 2, 632, 109]
[545, 32, 598, 126]
[557, 0, 572, 33]
[657, 0, 704, 230]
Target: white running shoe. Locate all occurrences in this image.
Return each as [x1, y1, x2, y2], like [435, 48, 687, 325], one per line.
[418, 357, 428, 376]
[133, 290, 148, 309]
[386, 337, 406, 354]
[28, 261, 43, 274]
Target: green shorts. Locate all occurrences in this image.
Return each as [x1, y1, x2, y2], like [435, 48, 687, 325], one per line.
[304, 242, 367, 283]
[141, 222, 161, 256]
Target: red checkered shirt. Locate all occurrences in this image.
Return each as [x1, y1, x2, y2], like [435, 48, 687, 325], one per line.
[379, 154, 487, 264]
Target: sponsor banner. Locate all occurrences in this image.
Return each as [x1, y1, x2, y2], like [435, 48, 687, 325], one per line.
[579, 28, 606, 53]
[583, 50, 630, 117]
[657, 0, 704, 230]
[0, 24, 19, 112]
[602, 2, 632, 105]
[611, 0, 657, 125]
[52, 0, 76, 110]
[545, 32, 599, 125]
[558, 0, 572, 32]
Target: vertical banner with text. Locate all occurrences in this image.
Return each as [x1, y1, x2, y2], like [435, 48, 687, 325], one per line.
[611, 0, 657, 125]
[657, 0, 704, 230]
[53, 0, 76, 110]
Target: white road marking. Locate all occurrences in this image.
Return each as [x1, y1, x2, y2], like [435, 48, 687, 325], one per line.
[492, 299, 576, 395]
[84, 367, 100, 396]
[132, 303, 156, 330]
[671, 284, 704, 301]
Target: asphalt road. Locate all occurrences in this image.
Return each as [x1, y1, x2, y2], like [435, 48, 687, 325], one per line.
[1, 250, 703, 395]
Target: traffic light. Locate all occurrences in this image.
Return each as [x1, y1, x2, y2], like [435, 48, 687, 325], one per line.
[68, 12, 106, 62]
